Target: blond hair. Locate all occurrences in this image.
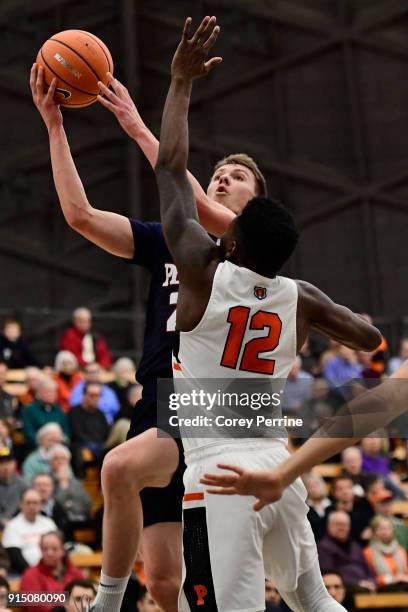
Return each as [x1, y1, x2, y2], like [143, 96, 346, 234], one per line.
[213, 153, 267, 196]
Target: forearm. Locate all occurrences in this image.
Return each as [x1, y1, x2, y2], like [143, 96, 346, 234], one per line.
[48, 124, 92, 229]
[157, 77, 191, 174]
[279, 360, 408, 487]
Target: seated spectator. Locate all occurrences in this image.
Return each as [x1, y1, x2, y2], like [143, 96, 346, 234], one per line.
[388, 337, 408, 375]
[0, 544, 10, 578]
[108, 357, 136, 412]
[357, 351, 382, 381]
[318, 510, 376, 591]
[20, 531, 83, 612]
[374, 493, 408, 552]
[54, 352, 82, 413]
[0, 362, 17, 425]
[136, 587, 162, 612]
[265, 580, 285, 612]
[328, 475, 355, 514]
[321, 571, 347, 608]
[60, 307, 112, 369]
[364, 516, 408, 588]
[23, 378, 69, 448]
[52, 578, 96, 612]
[341, 446, 364, 496]
[302, 378, 338, 435]
[361, 436, 406, 499]
[281, 357, 313, 414]
[303, 473, 331, 541]
[48, 444, 92, 526]
[68, 382, 110, 474]
[105, 383, 143, 450]
[0, 420, 12, 452]
[19, 366, 44, 407]
[0, 447, 27, 529]
[0, 575, 11, 612]
[322, 344, 362, 388]
[22, 423, 65, 483]
[69, 362, 119, 424]
[32, 473, 69, 535]
[0, 319, 40, 369]
[2, 488, 57, 573]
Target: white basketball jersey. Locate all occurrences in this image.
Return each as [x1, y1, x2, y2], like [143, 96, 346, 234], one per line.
[173, 260, 298, 452]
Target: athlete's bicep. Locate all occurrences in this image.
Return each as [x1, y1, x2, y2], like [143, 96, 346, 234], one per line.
[76, 208, 135, 259]
[297, 281, 381, 351]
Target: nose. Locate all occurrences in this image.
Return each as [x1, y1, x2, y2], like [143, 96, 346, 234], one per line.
[218, 173, 230, 185]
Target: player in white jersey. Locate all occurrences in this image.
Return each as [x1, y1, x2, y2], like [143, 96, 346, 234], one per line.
[155, 16, 381, 612]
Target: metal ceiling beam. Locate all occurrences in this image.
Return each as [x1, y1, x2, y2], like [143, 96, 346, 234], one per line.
[0, 231, 111, 286]
[0, 127, 120, 176]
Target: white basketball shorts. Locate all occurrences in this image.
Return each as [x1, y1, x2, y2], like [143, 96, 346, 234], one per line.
[179, 440, 318, 612]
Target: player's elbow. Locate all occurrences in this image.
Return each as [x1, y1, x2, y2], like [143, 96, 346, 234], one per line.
[360, 326, 382, 352]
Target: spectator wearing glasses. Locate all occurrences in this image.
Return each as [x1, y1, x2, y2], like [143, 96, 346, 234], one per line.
[69, 362, 119, 425]
[68, 382, 109, 475]
[2, 489, 57, 573]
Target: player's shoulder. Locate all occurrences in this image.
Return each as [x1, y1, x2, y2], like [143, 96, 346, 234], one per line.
[128, 218, 163, 235]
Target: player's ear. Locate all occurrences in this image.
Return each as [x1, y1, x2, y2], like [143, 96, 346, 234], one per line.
[224, 239, 237, 260]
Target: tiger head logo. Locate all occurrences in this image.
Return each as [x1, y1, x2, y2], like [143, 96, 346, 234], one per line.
[254, 286, 267, 300]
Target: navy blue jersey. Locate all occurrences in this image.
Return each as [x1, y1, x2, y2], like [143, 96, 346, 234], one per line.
[127, 219, 178, 390]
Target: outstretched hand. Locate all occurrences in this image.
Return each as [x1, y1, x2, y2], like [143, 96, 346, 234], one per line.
[200, 464, 285, 511]
[171, 15, 222, 82]
[30, 64, 63, 131]
[98, 74, 146, 139]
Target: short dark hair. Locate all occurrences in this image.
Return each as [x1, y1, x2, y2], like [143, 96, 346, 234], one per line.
[0, 575, 10, 591]
[362, 472, 382, 493]
[65, 578, 97, 597]
[236, 197, 299, 277]
[83, 381, 102, 394]
[332, 475, 353, 489]
[322, 570, 344, 583]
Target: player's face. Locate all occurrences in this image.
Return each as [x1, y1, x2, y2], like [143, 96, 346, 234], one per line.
[207, 164, 258, 213]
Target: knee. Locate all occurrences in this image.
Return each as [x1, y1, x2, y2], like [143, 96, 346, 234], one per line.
[101, 449, 137, 493]
[145, 574, 179, 609]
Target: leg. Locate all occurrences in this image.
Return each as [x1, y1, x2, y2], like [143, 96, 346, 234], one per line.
[101, 428, 179, 578]
[279, 565, 347, 612]
[91, 429, 179, 612]
[141, 522, 182, 612]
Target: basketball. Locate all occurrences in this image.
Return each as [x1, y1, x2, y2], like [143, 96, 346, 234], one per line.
[36, 30, 113, 108]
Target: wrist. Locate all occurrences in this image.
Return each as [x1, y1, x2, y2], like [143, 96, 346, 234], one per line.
[47, 122, 64, 137]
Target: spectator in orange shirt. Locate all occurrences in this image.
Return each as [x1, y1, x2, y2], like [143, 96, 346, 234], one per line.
[54, 352, 82, 413]
[364, 516, 408, 588]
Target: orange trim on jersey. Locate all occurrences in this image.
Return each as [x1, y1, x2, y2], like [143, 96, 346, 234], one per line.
[173, 362, 182, 371]
[183, 492, 204, 502]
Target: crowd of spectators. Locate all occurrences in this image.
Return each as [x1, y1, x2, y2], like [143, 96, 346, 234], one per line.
[0, 312, 407, 611]
[0, 308, 159, 611]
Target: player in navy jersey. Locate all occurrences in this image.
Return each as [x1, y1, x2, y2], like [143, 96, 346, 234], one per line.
[30, 62, 265, 612]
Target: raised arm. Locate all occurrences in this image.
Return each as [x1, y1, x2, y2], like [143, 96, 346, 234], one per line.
[297, 280, 382, 351]
[30, 64, 134, 258]
[97, 74, 234, 237]
[201, 359, 408, 509]
[155, 16, 222, 278]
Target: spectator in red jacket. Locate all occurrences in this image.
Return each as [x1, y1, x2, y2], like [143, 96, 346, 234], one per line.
[20, 531, 83, 612]
[59, 308, 112, 370]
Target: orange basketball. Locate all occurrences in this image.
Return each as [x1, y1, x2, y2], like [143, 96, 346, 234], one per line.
[36, 30, 113, 108]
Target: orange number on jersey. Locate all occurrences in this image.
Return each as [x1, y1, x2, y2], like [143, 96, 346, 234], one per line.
[241, 311, 282, 374]
[220, 307, 282, 375]
[220, 306, 250, 369]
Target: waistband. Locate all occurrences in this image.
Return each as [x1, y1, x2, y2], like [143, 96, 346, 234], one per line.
[184, 438, 288, 464]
